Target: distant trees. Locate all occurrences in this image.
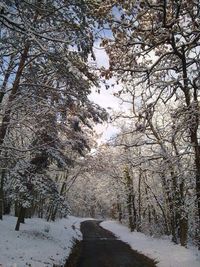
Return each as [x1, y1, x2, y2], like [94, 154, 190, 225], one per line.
[67, 121, 196, 246]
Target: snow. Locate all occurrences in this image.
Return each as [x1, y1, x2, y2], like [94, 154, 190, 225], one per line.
[101, 221, 200, 267]
[1, 216, 199, 267]
[0, 215, 88, 267]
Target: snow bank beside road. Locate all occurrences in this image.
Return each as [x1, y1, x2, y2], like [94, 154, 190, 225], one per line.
[0, 215, 86, 267]
[101, 221, 200, 267]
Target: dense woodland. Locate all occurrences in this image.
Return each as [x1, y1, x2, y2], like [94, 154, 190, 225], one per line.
[0, 0, 200, 251]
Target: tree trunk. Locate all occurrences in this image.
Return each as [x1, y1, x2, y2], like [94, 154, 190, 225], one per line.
[137, 167, 142, 231]
[161, 173, 179, 243]
[178, 178, 188, 247]
[0, 189, 3, 220]
[117, 200, 122, 222]
[15, 202, 20, 217]
[0, 55, 15, 106]
[0, 168, 6, 220]
[170, 170, 182, 244]
[179, 215, 188, 247]
[124, 167, 135, 231]
[47, 206, 53, 222]
[179, 47, 200, 249]
[3, 198, 11, 215]
[148, 119, 180, 241]
[0, 45, 29, 148]
[145, 181, 170, 235]
[127, 195, 134, 231]
[15, 206, 26, 231]
[20, 207, 26, 224]
[51, 206, 57, 221]
[145, 187, 152, 225]
[192, 140, 200, 248]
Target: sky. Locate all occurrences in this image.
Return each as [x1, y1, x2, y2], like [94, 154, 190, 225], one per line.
[88, 44, 123, 144]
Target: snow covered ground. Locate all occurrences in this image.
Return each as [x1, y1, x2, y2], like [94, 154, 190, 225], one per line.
[101, 221, 200, 267]
[1, 216, 199, 267]
[0, 215, 87, 267]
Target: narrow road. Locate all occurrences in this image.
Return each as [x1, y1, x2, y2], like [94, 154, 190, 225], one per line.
[65, 220, 156, 267]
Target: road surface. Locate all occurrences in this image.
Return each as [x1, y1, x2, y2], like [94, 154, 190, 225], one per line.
[65, 220, 156, 267]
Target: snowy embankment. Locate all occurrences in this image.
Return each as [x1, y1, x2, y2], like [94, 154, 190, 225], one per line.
[0, 215, 87, 267]
[101, 221, 200, 267]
